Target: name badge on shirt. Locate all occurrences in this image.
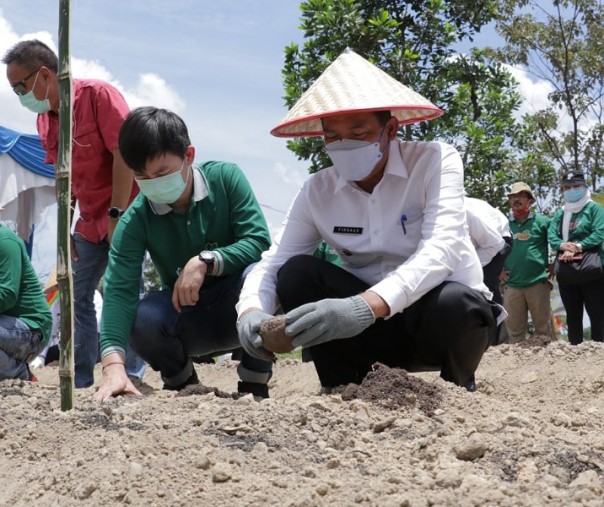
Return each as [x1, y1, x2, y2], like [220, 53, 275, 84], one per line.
[333, 226, 363, 235]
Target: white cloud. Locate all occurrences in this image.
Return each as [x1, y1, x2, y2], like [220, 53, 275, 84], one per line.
[0, 16, 186, 121]
[503, 64, 598, 132]
[72, 58, 114, 82]
[504, 64, 555, 116]
[273, 162, 307, 188]
[123, 73, 185, 112]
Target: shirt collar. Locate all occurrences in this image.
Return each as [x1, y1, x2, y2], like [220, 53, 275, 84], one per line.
[148, 164, 208, 215]
[333, 138, 409, 193]
[509, 210, 535, 223]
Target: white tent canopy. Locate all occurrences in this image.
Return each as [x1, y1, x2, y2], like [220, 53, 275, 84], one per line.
[0, 126, 55, 244]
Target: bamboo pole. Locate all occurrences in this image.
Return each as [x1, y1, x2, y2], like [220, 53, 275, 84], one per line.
[57, 0, 74, 411]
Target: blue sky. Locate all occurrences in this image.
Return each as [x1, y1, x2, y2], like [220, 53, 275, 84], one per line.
[1, 1, 313, 277]
[1, 1, 561, 280]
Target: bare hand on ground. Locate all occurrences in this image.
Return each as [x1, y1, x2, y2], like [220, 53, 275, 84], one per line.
[93, 363, 142, 402]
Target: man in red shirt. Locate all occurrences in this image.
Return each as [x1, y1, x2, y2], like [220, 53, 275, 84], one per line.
[3, 39, 140, 387]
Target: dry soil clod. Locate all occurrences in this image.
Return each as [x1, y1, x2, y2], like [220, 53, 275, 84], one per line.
[259, 316, 293, 353]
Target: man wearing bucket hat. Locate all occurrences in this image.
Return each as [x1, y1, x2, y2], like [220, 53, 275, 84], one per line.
[0, 224, 52, 381]
[237, 49, 500, 392]
[500, 182, 553, 343]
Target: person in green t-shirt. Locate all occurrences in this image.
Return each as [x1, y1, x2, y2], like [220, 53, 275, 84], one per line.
[93, 107, 272, 402]
[0, 225, 52, 381]
[501, 182, 553, 343]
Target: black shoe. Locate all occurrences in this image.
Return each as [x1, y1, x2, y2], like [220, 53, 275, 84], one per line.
[464, 375, 476, 393]
[237, 381, 269, 399]
[163, 368, 200, 391]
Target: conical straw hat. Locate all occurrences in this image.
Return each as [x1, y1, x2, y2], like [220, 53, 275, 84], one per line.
[271, 49, 443, 138]
[44, 266, 58, 293]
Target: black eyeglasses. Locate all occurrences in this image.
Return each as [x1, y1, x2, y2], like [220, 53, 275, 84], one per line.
[11, 67, 41, 96]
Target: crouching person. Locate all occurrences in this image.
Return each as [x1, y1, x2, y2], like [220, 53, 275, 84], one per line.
[0, 224, 51, 382]
[237, 50, 499, 392]
[93, 107, 272, 402]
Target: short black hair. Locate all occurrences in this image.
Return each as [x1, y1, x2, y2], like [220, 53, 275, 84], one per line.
[320, 110, 394, 131]
[2, 39, 59, 73]
[374, 110, 394, 125]
[119, 107, 191, 174]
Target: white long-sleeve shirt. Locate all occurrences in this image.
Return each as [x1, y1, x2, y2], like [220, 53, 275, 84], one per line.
[237, 139, 490, 317]
[465, 197, 511, 267]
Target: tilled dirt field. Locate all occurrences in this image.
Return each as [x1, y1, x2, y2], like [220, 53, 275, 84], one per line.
[0, 340, 603, 506]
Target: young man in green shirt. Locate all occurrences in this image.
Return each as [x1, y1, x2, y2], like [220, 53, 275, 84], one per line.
[94, 107, 272, 401]
[501, 182, 552, 343]
[0, 225, 52, 381]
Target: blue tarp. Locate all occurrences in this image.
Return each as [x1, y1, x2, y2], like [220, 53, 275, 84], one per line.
[0, 125, 54, 178]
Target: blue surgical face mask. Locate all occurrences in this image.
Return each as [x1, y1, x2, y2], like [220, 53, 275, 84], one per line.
[563, 187, 586, 203]
[324, 125, 389, 181]
[135, 160, 190, 204]
[18, 71, 51, 114]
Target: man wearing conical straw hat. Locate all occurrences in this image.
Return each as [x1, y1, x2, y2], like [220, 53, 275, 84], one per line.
[237, 49, 501, 392]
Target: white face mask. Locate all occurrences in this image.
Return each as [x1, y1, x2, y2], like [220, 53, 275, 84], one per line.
[324, 125, 389, 181]
[18, 71, 51, 114]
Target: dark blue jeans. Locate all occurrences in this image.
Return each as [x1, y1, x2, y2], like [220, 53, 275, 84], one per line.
[72, 234, 146, 387]
[0, 315, 43, 380]
[72, 234, 109, 388]
[130, 272, 272, 388]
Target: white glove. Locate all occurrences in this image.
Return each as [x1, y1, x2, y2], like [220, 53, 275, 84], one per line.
[29, 355, 46, 369]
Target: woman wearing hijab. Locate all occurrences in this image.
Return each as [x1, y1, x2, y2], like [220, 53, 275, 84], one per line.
[548, 171, 604, 344]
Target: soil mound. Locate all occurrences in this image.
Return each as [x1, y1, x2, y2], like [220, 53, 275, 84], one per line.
[339, 362, 442, 415]
[516, 334, 554, 348]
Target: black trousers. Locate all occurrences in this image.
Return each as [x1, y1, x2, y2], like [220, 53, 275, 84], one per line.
[559, 276, 604, 344]
[483, 236, 513, 306]
[277, 255, 496, 388]
[483, 237, 512, 345]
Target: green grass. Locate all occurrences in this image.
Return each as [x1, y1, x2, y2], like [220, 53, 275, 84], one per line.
[275, 347, 303, 361]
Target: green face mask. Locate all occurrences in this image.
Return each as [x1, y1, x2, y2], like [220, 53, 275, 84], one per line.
[135, 160, 190, 204]
[18, 71, 51, 114]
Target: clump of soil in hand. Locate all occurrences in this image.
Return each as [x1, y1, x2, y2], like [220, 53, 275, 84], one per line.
[259, 315, 293, 353]
[339, 362, 442, 415]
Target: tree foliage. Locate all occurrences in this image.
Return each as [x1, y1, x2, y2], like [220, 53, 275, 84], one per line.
[494, 0, 604, 191]
[282, 0, 525, 207]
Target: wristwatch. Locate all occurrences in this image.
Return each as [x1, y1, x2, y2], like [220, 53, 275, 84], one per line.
[198, 250, 216, 274]
[107, 207, 124, 220]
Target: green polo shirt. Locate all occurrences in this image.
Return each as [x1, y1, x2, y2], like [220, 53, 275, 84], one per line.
[504, 212, 551, 288]
[0, 226, 52, 344]
[548, 201, 604, 265]
[100, 161, 271, 357]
